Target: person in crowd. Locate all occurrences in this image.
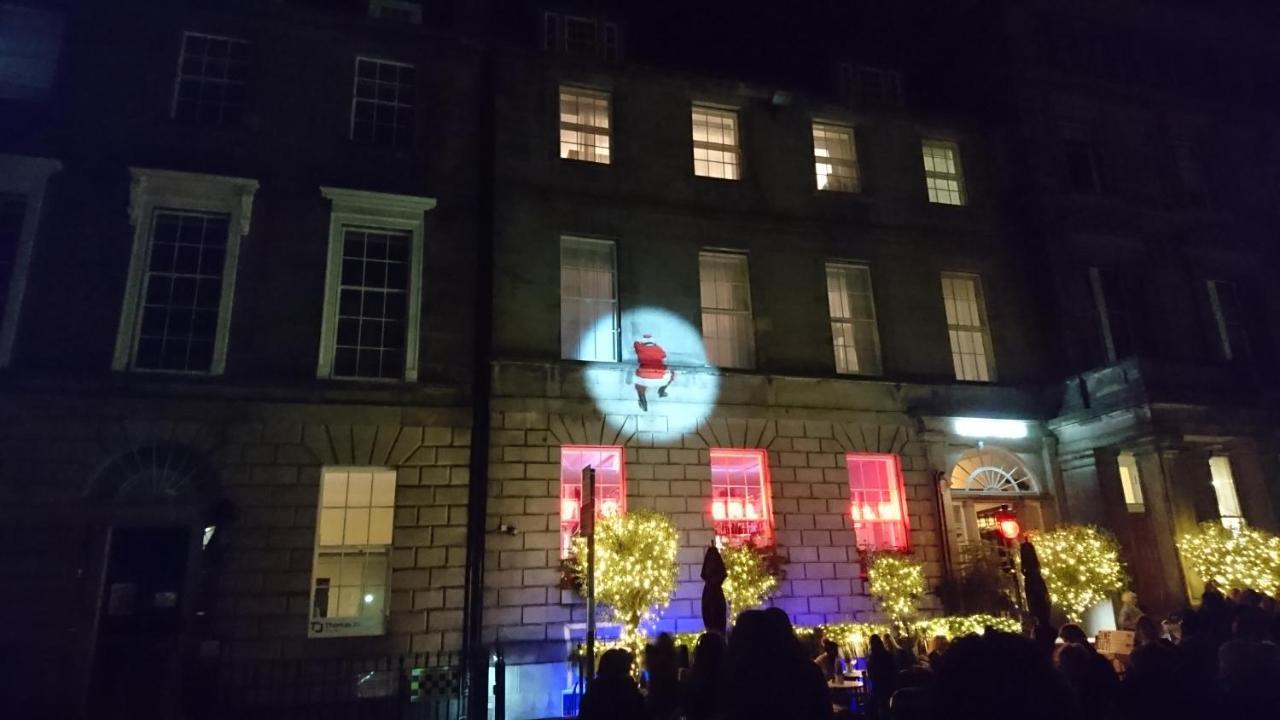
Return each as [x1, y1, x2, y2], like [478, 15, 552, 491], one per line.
[1218, 604, 1280, 715]
[1121, 615, 1183, 720]
[680, 632, 726, 720]
[924, 635, 949, 670]
[643, 633, 680, 720]
[866, 634, 896, 720]
[1055, 642, 1119, 720]
[815, 638, 842, 681]
[929, 631, 1078, 720]
[721, 609, 831, 720]
[1118, 590, 1143, 631]
[579, 648, 645, 720]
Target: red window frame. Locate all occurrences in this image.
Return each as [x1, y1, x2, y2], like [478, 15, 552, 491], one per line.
[559, 446, 626, 558]
[709, 448, 774, 546]
[846, 452, 910, 551]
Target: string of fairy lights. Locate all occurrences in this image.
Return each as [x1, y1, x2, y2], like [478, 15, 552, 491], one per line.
[1177, 522, 1280, 596]
[866, 552, 925, 631]
[569, 509, 679, 642]
[721, 544, 780, 618]
[1028, 525, 1125, 623]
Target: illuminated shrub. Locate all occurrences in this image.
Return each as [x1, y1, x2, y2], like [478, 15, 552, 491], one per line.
[1178, 522, 1280, 596]
[1029, 525, 1124, 623]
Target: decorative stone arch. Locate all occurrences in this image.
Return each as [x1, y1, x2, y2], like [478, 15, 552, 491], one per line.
[89, 444, 219, 507]
[949, 446, 1038, 495]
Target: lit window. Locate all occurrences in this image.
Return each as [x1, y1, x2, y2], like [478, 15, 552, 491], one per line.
[826, 263, 881, 375]
[1207, 280, 1251, 363]
[1117, 452, 1145, 513]
[1208, 456, 1244, 532]
[699, 251, 754, 368]
[921, 140, 965, 205]
[812, 123, 859, 192]
[351, 57, 415, 147]
[172, 32, 249, 126]
[559, 446, 626, 558]
[561, 236, 618, 362]
[710, 449, 773, 546]
[0, 4, 64, 101]
[941, 273, 994, 382]
[692, 106, 741, 180]
[847, 453, 910, 551]
[309, 467, 395, 638]
[114, 168, 258, 375]
[559, 86, 611, 164]
[317, 187, 435, 381]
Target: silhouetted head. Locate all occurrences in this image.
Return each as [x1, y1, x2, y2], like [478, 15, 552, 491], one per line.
[693, 631, 727, 671]
[1135, 615, 1161, 646]
[1180, 607, 1201, 637]
[1058, 624, 1089, 646]
[870, 634, 889, 656]
[597, 649, 634, 680]
[1233, 605, 1268, 641]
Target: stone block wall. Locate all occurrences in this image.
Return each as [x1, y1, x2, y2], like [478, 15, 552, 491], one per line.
[0, 394, 472, 669]
[483, 402, 946, 664]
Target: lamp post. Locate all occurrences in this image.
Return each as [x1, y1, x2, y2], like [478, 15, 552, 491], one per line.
[581, 466, 597, 684]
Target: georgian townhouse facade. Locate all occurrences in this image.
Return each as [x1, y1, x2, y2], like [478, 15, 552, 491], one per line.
[1, 1, 1278, 719]
[0, 1, 485, 716]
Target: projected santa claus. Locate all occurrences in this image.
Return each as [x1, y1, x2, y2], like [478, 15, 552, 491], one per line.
[632, 334, 676, 412]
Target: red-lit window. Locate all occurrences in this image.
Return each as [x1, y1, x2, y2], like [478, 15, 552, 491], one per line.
[709, 449, 773, 546]
[559, 446, 626, 557]
[847, 453, 910, 551]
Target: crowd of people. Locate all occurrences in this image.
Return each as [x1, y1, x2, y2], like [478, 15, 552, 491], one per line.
[576, 586, 1280, 720]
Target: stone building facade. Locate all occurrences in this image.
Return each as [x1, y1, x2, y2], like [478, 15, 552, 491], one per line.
[1, 1, 1279, 719]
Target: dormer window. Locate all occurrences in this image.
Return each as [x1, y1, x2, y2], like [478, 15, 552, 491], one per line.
[544, 12, 619, 62]
[838, 64, 903, 108]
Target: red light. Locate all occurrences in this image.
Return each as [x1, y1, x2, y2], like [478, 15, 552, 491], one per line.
[998, 518, 1021, 541]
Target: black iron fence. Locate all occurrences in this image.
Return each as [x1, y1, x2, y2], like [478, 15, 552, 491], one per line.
[188, 651, 472, 720]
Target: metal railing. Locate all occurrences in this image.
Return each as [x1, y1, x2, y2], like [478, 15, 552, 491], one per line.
[188, 651, 470, 720]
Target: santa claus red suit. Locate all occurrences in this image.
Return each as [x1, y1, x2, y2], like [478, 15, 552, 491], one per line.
[632, 335, 675, 411]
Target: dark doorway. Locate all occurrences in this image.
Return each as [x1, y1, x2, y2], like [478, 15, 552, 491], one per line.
[91, 526, 191, 719]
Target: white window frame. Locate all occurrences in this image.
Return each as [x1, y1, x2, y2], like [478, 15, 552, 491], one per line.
[691, 105, 742, 180]
[559, 445, 626, 558]
[826, 262, 881, 375]
[560, 235, 619, 362]
[699, 250, 755, 369]
[317, 187, 435, 382]
[846, 453, 910, 551]
[558, 85, 612, 164]
[113, 168, 258, 375]
[812, 122, 860, 192]
[0, 154, 60, 368]
[921, 139, 966, 206]
[709, 448, 774, 547]
[1207, 279, 1249, 363]
[941, 272, 995, 382]
[308, 466, 396, 638]
[1208, 456, 1244, 532]
[1117, 451, 1145, 513]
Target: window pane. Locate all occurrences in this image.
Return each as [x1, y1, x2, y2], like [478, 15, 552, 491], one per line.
[560, 446, 626, 557]
[941, 273, 993, 382]
[134, 211, 229, 372]
[173, 33, 249, 126]
[559, 86, 612, 164]
[560, 237, 618, 361]
[331, 228, 411, 379]
[692, 106, 741, 180]
[351, 58, 415, 147]
[710, 449, 772, 545]
[826, 264, 880, 375]
[922, 141, 965, 205]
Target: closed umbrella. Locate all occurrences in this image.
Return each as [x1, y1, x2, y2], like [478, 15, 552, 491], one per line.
[700, 546, 727, 634]
[1020, 539, 1055, 650]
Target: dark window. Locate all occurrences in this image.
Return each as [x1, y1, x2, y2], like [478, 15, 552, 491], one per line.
[351, 58, 415, 147]
[1208, 280, 1251, 364]
[839, 64, 903, 107]
[1173, 141, 1210, 207]
[332, 228, 410, 379]
[172, 33, 249, 126]
[0, 4, 64, 100]
[542, 12, 619, 62]
[0, 194, 26, 316]
[1089, 267, 1139, 362]
[1062, 126, 1102, 194]
[134, 211, 229, 372]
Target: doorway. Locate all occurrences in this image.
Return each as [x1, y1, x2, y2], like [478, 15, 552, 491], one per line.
[91, 526, 192, 718]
